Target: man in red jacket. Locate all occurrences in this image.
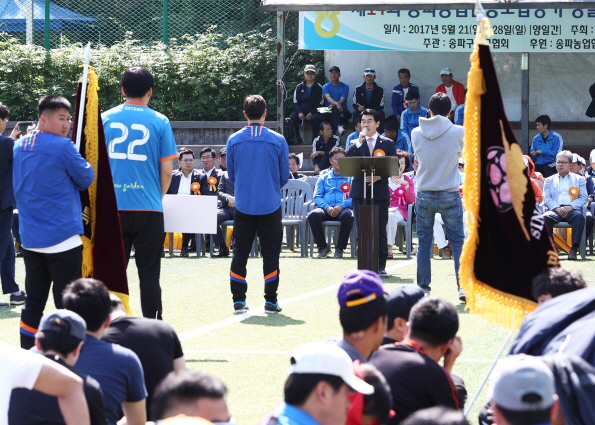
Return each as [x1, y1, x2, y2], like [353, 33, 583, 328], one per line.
[436, 68, 465, 113]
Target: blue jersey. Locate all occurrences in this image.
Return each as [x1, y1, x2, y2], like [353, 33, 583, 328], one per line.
[322, 82, 349, 107]
[102, 102, 178, 211]
[454, 103, 465, 125]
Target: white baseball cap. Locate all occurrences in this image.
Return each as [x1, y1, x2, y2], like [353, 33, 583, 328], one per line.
[289, 342, 374, 394]
[590, 149, 595, 162]
[440, 67, 453, 75]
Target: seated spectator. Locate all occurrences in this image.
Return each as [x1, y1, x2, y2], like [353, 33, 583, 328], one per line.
[530, 115, 563, 178]
[346, 119, 362, 150]
[289, 153, 306, 181]
[335, 270, 387, 362]
[382, 286, 425, 345]
[391, 68, 420, 120]
[531, 267, 586, 305]
[9, 310, 106, 425]
[103, 294, 186, 421]
[587, 149, 595, 177]
[543, 150, 588, 261]
[213, 157, 235, 258]
[387, 150, 415, 258]
[454, 101, 465, 126]
[370, 297, 462, 424]
[218, 147, 227, 172]
[382, 120, 410, 154]
[311, 122, 341, 174]
[307, 147, 353, 259]
[353, 68, 385, 132]
[346, 363, 393, 425]
[152, 370, 231, 423]
[289, 65, 324, 144]
[524, 155, 545, 185]
[436, 68, 465, 113]
[322, 66, 352, 136]
[522, 156, 543, 203]
[570, 153, 584, 176]
[402, 407, 469, 425]
[400, 90, 428, 148]
[63, 278, 148, 425]
[197, 148, 223, 196]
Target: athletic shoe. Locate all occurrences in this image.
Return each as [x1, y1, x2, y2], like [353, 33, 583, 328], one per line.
[264, 302, 282, 314]
[10, 291, 25, 306]
[317, 246, 331, 258]
[233, 302, 249, 314]
[180, 249, 189, 258]
[334, 249, 344, 258]
[0, 301, 8, 307]
[337, 125, 345, 136]
[458, 287, 466, 303]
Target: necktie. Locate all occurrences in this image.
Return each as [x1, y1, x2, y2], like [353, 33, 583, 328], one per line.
[367, 137, 375, 156]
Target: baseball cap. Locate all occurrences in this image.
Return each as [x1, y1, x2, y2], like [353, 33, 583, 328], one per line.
[338, 270, 386, 308]
[289, 342, 374, 395]
[572, 153, 580, 163]
[590, 149, 595, 162]
[364, 68, 376, 76]
[440, 67, 453, 75]
[38, 309, 87, 341]
[386, 286, 425, 321]
[329, 66, 341, 73]
[579, 156, 586, 166]
[489, 355, 555, 411]
[304, 64, 316, 73]
[219, 147, 226, 157]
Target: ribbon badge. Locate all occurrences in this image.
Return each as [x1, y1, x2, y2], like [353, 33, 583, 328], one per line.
[208, 176, 218, 192]
[373, 149, 385, 157]
[190, 182, 201, 195]
[340, 182, 351, 201]
[569, 186, 579, 200]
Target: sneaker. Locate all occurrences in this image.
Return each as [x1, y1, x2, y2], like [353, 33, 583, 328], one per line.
[442, 246, 453, 259]
[264, 302, 282, 314]
[458, 287, 466, 303]
[337, 125, 345, 136]
[317, 246, 331, 258]
[10, 291, 25, 306]
[334, 249, 344, 258]
[233, 302, 249, 314]
[180, 249, 189, 258]
[0, 301, 8, 307]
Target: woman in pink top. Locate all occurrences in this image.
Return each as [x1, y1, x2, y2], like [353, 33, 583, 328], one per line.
[387, 150, 415, 258]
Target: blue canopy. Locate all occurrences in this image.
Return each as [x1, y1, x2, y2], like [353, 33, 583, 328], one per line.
[0, 0, 97, 32]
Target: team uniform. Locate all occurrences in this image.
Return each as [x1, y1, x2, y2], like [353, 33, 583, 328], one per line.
[311, 135, 341, 171]
[530, 130, 563, 178]
[102, 102, 178, 320]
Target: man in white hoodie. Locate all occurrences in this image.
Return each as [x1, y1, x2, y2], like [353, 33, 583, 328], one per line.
[411, 93, 466, 302]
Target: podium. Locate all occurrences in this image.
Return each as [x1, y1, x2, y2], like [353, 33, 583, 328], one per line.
[338, 156, 401, 273]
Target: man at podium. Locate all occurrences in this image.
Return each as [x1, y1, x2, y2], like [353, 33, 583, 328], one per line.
[346, 109, 397, 275]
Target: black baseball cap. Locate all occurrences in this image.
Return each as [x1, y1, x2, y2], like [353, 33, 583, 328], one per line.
[386, 286, 425, 322]
[329, 66, 341, 73]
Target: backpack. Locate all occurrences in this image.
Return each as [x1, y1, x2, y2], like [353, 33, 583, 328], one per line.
[284, 117, 300, 145]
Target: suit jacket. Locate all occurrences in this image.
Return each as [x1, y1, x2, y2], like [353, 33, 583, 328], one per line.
[166, 168, 201, 195]
[196, 168, 223, 195]
[346, 134, 397, 200]
[217, 171, 235, 208]
[0, 135, 15, 211]
[543, 172, 588, 211]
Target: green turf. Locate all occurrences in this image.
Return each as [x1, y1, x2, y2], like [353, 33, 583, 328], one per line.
[1, 246, 592, 424]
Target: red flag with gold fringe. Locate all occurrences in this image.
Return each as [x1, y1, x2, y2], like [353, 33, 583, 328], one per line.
[460, 19, 559, 329]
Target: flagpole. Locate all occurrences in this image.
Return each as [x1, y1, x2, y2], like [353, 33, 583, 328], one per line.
[75, 42, 92, 152]
[463, 329, 515, 416]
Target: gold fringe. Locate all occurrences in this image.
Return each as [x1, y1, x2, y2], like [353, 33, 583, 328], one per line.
[459, 19, 536, 330]
[109, 291, 133, 316]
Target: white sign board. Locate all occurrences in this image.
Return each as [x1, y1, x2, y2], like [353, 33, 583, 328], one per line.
[163, 195, 218, 234]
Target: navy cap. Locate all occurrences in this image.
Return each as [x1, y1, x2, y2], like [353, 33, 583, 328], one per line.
[386, 286, 425, 321]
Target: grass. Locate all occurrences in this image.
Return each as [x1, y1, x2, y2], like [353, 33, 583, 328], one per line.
[1, 244, 592, 424]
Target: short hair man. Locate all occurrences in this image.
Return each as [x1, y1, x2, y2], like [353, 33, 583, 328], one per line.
[322, 66, 352, 136]
[9, 310, 106, 425]
[308, 147, 354, 259]
[102, 67, 178, 320]
[166, 148, 200, 257]
[289, 65, 324, 144]
[63, 278, 148, 425]
[335, 270, 387, 362]
[346, 109, 397, 275]
[543, 150, 588, 260]
[310, 122, 341, 174]
[275, 342, 374, 425]
[102, 294, 186, 421]
[370, 297, 463, 424]
[530, 115, 563, 178]
[489, 355, 559, 425]
[412, 93, 466, 300]
[532, 267, 586, 305]
[435, 68, 465, 112]
[218, 147, 227, 171]
[14, 95, 95, 349]
[196, 147, 224, 256]
[392, 68, 421, 119]
[382, 286, 425, 345]
[353, 68, 386, 132]
[399, 90, 428, 151]
[383, 120, 410, 155]
[213, 148, 235, 258]
[152, 370, 231, 422]
[226, 95, 289, 314]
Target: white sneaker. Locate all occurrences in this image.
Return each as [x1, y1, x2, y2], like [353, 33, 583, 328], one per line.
[337, 125, 345, 136]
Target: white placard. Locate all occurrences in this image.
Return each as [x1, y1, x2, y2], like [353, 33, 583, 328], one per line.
[163, 195, 218, 234]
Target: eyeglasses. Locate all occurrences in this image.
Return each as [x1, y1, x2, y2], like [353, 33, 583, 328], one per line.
[556, 161, 570, 165]
[180, 159, 194, 162]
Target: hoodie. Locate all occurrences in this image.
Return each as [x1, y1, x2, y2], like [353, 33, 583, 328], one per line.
[411, 115, 464, 192]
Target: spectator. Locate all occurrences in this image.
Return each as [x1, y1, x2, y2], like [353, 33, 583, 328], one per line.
[166, 148, 200, 257]
[402, 407, 469, 425]
[289, 65, 324, 144]
[523, 155, 545, 185]
[346, 119, 362, 150]
[0, 340, 90, 425]
[346, 363, 393, 425]
[226, 95, 289, 314]
[9, 310, 106, 425]
[382, 120, 410, 154]
[353, 68, 386, 132]
[212, 155, 235, 258]
[391, 68, 420, 119]
[196, 148, 223, 196]
[322, 66, 352, 136]
[587, 149, 595, 177]
[570, 153, 584, 176]
[435, 68, 465, 112]
[335, 270, 387, 362]
[63, 278, 147, 425]
[400, 90, 428, 149]
[453, 91, 467, 126]
[523, 156, 544, 203]
[412, 93, 465, 300]
[308, 147, 353, 259]
[289, 153, 306, 181]
[103, 294, 185, 421]
[382, 286, 424, 345]
[218, 147, 227, 171]
[530, 115, 563, 178]
[311, 122, 341, 174]
[103, 67, 178, 321]
[531, 267, 586, 305]
[152, 370, 231, 422]
[0, 103, 25, 307]
[273, 342, 374, 425]
[370, 297, 462, 424]
[489, 355, 558, 425]
[14, 95, 94, 349]
[543, 150, 587, 260]
[386, 150, 415, 259]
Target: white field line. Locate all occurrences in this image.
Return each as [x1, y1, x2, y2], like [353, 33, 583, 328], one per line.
[179, 259, 417, 342]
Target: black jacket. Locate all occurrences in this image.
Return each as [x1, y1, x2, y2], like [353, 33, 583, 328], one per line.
[217, 171, 235, 208]
[293, 81, 324, 115]
[0, 135, 15, 210]
[352, 82, 385, 113]
[166, 168, 201, 194]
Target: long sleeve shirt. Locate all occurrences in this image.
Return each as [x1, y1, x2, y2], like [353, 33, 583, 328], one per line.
[313, 168, 353, 210]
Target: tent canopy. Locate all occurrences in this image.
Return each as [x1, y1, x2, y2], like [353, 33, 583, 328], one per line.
[0, 0, 97, 32]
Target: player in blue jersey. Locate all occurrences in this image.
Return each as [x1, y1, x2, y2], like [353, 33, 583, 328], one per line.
[102, 67, 178, 320]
